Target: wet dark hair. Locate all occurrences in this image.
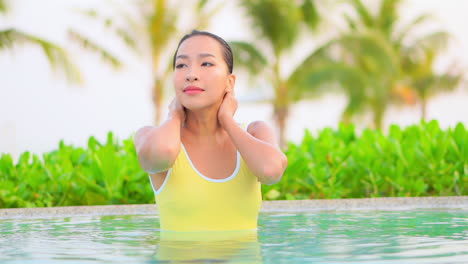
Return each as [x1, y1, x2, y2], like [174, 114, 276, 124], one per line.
[172, 30, 233, 74]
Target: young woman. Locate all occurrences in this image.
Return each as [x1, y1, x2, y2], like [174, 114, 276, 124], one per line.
[134, 30, 288, 232]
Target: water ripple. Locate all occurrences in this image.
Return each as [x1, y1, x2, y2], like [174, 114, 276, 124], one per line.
[0, 210, 467, 263]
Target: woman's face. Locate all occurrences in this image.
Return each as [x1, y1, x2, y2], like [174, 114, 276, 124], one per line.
[173, 35, 235, 111]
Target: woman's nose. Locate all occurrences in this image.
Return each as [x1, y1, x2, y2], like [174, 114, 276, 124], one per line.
[185, 73, 199, 82]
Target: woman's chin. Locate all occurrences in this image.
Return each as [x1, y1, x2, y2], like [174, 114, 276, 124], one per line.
[183, 104, 208, 113]
[183, 103, 220, 114]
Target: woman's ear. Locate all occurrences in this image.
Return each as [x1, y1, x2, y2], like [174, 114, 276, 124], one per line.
[225, 74, 236, 93]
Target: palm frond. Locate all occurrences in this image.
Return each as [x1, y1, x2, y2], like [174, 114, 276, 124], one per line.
[240, 0, 302, 55]
[0, 0, 7, 14]
[196, 0, 209, 10]
[288, 43, 331, 83]
[68, 29, 122, 69]
[286, 40, 367, 101]
[194, 0, 225, 30]
[394, 13, 435, 46]
[106, 0, 150, 38]
[413, 31, 451, 54]
[0, 29, 82, 83]
[301, 0, 320, 30]
[229, 41, 267, 76]
[344, 13, 358, 32]
[337, 31, 400, 76]
[73, 7, 140, 54]
[431, 74, 462, 93]
[349, 0, 375, 28]
[402, 31, 451, 66]
[291, 61, 369, 101]
[413, 73, 462, 97]
[378, 0, 402, 36]
[293, 58, 370, 117]
[0, 29, 19, 49]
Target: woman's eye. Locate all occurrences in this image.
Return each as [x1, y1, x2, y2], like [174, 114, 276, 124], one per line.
[202, 62, 213, 66]
[175, 63, 186, 69]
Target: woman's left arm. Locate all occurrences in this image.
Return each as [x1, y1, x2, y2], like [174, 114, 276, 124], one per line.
[219, 92, 288, 185]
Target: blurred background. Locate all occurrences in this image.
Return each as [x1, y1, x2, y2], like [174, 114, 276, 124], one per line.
[1, 0, 467, 159]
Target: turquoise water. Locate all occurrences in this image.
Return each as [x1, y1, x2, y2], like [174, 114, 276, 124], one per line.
[0, 210, 467, 263]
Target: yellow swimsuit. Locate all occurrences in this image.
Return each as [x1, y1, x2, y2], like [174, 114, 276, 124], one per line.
[150, 124, 262, 232]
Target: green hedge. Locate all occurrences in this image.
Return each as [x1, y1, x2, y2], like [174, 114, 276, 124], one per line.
[263, 120, 467, 200]
[0, 120, 466, 208]
[0, 134, 152, 208]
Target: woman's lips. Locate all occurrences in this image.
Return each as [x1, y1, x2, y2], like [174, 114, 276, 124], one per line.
[183, 86, 204, 95]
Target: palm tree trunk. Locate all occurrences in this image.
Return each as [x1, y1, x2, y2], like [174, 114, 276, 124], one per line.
[421, 97, 427, 121]
[340, 105, 354, 125]
[272, 59, 290, 149]
[152, 78, 164, 125]
[274, 105, 289, 149]
[372, 106, 385, 130]
[274, 83, 289, 149]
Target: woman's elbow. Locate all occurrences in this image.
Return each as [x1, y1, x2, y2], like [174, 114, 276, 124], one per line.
[261, 154, 288, 185]
[135, 145, 157, 173]
[136, 139, 179, 173]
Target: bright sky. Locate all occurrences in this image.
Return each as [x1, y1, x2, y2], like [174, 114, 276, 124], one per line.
[0, 0, 467, 158]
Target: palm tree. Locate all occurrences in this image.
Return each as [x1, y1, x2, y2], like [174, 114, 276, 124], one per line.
[1, 0, 124, 84]
[324, 28, 401, 129]
[329, 0, 409, 128]
[331, 0, 463, 127]
[0, 0, 80, 83]
[401, 32, 464, 119]
[229, 0, 325, 148]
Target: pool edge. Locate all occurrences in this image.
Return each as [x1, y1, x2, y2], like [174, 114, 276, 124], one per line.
[1, 196, 467, 220]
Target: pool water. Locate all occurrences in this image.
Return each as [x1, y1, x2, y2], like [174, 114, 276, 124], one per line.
[0, 210, 467, 263]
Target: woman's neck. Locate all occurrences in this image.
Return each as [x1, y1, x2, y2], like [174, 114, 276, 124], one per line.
[183, 108, 225, 141]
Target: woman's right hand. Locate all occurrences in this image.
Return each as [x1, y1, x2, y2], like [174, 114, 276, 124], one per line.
[168, 97, 186, 124]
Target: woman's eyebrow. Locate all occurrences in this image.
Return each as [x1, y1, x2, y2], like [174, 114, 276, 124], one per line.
[199, 53, 215, 58]
[175, 53, 215, 60]
[175, 54, 189, 60]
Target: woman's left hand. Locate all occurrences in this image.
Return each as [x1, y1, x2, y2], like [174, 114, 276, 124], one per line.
[218, 91, 237, 127]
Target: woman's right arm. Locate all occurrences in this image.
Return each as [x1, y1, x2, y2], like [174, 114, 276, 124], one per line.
[134, 98, 185, 173]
